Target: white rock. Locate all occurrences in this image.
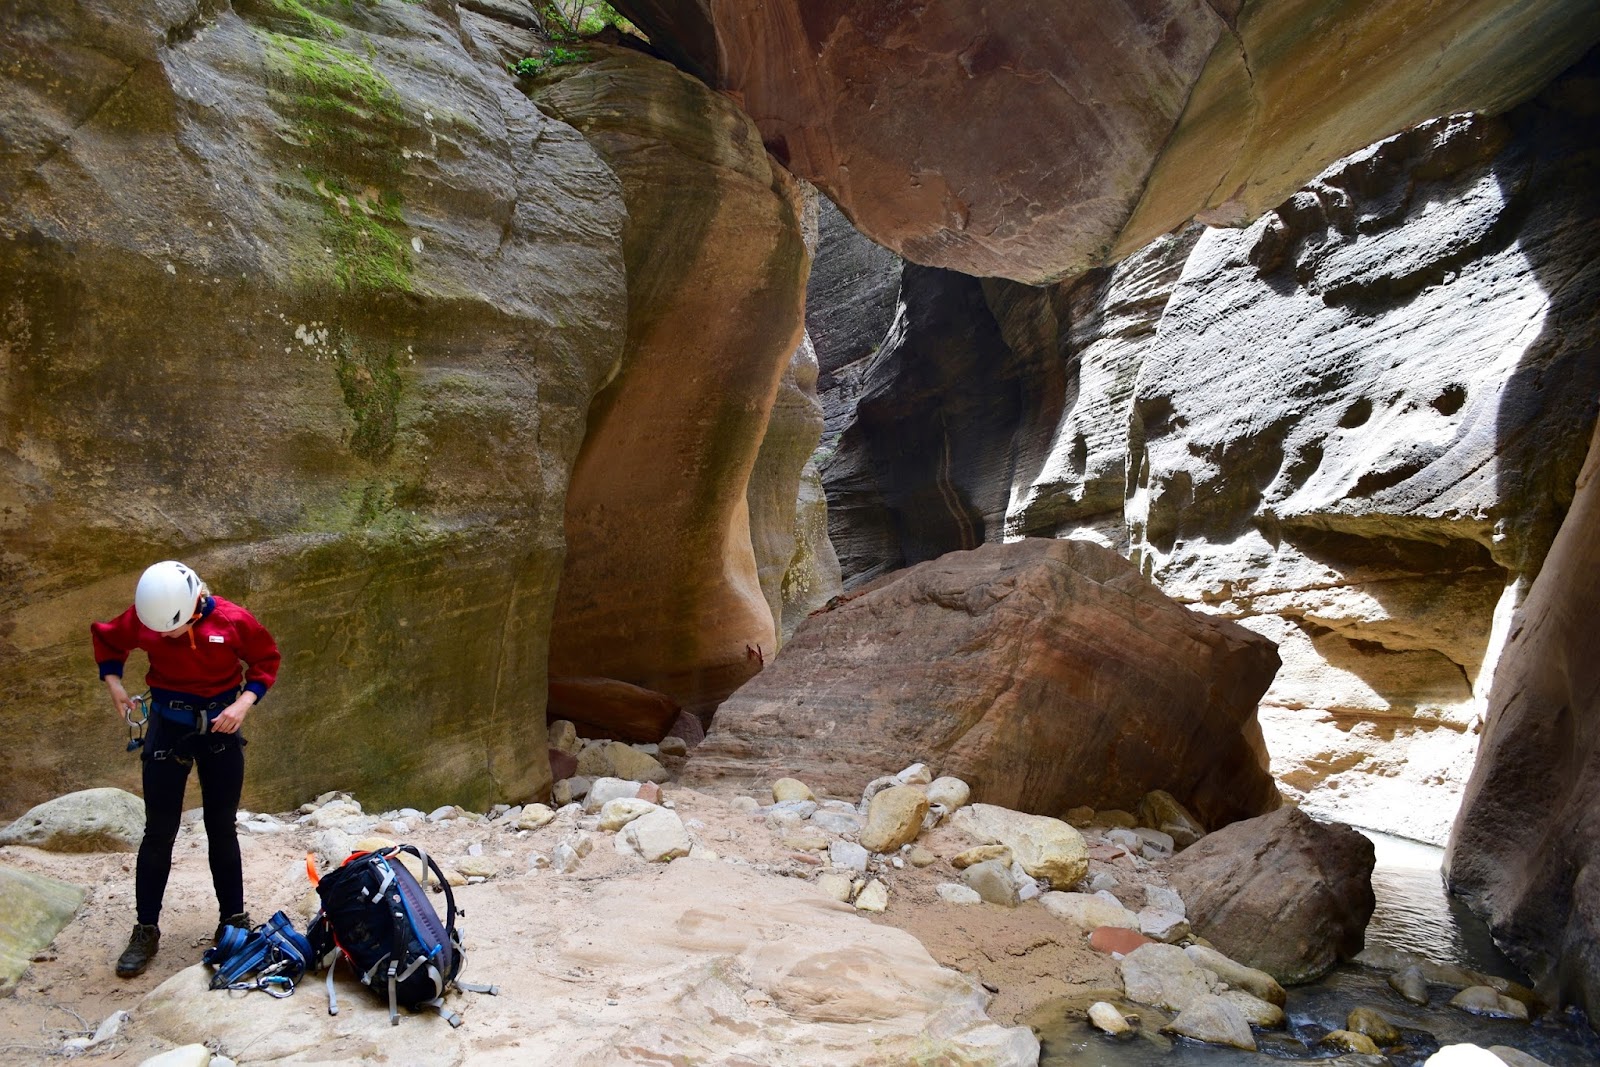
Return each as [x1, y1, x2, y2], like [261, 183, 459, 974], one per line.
[811, 810, 866, 835]
[854, 879, 889, 912]
[1106, 828, 1142, 851]
[828, 840, 870, 872]
[1120, 942, 1220, 1012]
[732, 796, 760, 812]
[816, 872, 855, 902]
[137, 1044, 213, 1067]
[950, 804, 1089, 883]
[1425, 1046, 1516, 1067]
[552, 842, 581, 874]
[585, 777, 645, 813]
[894, 763, 933, 785]
[425, 805, 459, 823]
[1088, 871, 1119, 893]
[1135, 827, 1175, 859]
[467, 842, 483, 856]
[600, 798, 658, 831]
[528, 853, 550, 870]
[689, 845, 720, 861]
[772, 777, 815, 802]
[516, 804, 555, 830]
[1087, 1001, 1132, 1035]
[621, 808, 692, 863]
[1145, 884, 1185, 915]
[1139, 908, 1190, 942]
[1040, 891, 1139, 929]
[926, 776, 971, 810]
[936, 883, 983, 905]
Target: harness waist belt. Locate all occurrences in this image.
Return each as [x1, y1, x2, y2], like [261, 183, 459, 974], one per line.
[156, 690, 239, 730]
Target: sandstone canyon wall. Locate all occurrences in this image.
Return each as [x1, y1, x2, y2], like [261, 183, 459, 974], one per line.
[1446, 419, 1600, 1018]
[532, 44, 811, 717]
[0, 0, 629, 816]
[615, 0, 1600, 282]
[815, 59, 1600, 844]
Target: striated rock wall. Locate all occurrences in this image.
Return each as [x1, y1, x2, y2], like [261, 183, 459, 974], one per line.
[534, 45, 810, 717]
[688, 538, 1282, 829]
[0, 0, 628, 816]
[614, 0, 1600, 283]
[816, 58, 1600, 844]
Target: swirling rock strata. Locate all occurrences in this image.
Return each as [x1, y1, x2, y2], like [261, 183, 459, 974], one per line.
[615, 0, 1600, 283]
[534, 45, 809, 716]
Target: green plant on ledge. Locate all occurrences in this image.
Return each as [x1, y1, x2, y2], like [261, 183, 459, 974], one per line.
[507, 46, 590, 78]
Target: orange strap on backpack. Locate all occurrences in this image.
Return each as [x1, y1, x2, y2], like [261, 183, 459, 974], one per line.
[305, 851, 321, 886]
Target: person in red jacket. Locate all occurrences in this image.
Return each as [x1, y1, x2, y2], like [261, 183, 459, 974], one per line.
[90, 560, 281, 978]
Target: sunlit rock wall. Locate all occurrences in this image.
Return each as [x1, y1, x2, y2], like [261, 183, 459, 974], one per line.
[0, 0, 628, 817]
[615, 0, 1600, 283]
[817, 61, 1600, 844]
[534, 44, 810, 717]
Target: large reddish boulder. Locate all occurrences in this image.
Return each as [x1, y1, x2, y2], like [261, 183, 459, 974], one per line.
[1168, 806, 1376, 984]
[684, 538, 1281, 827]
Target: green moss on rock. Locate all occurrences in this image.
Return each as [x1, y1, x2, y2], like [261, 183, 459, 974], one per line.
[263, 32, 403, 124]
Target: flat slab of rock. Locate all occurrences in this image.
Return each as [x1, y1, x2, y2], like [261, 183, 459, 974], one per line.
[0, 865, 86, 996]
[685, 539, 1281, 827]
[1167, 806, 1375, 984]
[140, 859, 1039, 1064]
[0, 788, 144, 853]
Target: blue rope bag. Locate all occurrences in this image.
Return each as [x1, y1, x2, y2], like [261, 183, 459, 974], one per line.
[202, 912, 314, 997]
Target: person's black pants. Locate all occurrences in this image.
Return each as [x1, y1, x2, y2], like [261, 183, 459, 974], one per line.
[134, 730, 245, 926]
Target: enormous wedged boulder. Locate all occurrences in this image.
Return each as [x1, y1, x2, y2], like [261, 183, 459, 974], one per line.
[685, 537, 1282, 827]
[614, 0, 1600, 282]
[546, 677, 680, 743]
[1446, 421, 1600, 1020]
[0, 0, 627, 817]
[1167, 806, 1376, 984]
[535, 44, 810, 717]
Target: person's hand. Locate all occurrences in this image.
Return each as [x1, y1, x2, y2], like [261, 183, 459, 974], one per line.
[211, 695, 255, 734]
[106, 676, 134, 719]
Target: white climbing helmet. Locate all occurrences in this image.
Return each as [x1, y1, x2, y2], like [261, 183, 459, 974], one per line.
[134, 560, 203, 632]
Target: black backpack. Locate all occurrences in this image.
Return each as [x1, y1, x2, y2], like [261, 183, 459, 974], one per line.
[308, 843, 498, 1026]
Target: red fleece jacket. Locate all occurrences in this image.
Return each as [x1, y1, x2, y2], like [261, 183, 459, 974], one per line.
[91, 596, 280, 701]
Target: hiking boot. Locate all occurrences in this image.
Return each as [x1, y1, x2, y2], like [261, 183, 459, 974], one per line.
[214, 911, 253, 944]
[116, 923, 160, 978]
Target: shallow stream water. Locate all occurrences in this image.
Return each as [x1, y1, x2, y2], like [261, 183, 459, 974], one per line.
[1026, 831, 1600, 1066]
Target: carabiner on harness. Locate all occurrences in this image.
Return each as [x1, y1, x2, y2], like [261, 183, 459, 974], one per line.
[123, 693, 151, 753]
[225, 973, 296, 999]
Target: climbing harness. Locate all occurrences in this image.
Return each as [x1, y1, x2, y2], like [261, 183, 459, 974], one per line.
[204, 912, 314, 997]
[123, 692, 150, 753]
